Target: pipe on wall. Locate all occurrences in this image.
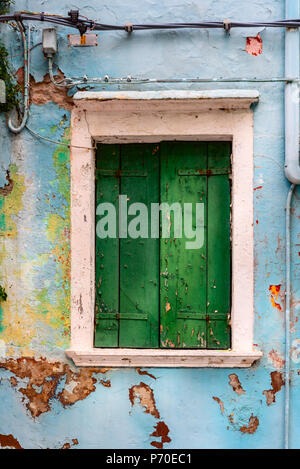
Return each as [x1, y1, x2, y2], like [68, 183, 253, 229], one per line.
[284, 0, 300, 450]
[285, 0, 300, 184]
[7, 24, 30, 133]
[285, 183, 295, 450]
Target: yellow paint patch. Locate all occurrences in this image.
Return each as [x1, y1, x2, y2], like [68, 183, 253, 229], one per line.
[0, 164, 25, 238]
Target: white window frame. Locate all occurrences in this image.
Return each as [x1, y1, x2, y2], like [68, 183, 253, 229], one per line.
[66, 90, 262, 368]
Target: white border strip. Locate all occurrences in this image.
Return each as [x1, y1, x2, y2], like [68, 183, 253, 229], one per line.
[67, 90, 262, 367]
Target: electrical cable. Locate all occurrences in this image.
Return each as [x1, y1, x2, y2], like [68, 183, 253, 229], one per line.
[48, 56, 72, 87]
[7, 22, 30, 133]
[25, 124, 97, 150]
[2, 11, 300, 34]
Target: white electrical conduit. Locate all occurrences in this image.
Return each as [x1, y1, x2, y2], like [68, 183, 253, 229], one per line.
[8, 23, 30, 133]
[48, 56, 71, 87]
[285, 183, 295, 449]
[47, 58, 300, 87]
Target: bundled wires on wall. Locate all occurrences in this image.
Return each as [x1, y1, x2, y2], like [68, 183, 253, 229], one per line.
[1, 10, 300, 35]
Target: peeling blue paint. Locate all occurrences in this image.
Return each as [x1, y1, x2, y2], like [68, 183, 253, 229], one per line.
[0, 0, 299, 449]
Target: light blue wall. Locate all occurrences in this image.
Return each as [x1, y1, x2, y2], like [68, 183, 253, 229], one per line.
[0, 0, 299, 449]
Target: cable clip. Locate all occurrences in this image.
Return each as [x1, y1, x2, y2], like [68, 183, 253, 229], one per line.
[67, 10, 87, 36]
[223, 19, 231, 34]
[76, 22, 87, 36]
[13, 11, 22, 22]
[40, 12, 45, 21]
[125, 22, 133, 33]
[68, 10, 79, 23]
[89, 20, 96, 31]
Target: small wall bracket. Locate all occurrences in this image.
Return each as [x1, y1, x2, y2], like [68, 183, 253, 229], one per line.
[223, 19, 231, 35]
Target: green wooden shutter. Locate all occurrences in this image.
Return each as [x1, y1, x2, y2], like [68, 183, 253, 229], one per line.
[160, 142, 208, 348]
[95, 144, 160, 348]
[160, 142, 231, 349]
[95, 141, 231, 350]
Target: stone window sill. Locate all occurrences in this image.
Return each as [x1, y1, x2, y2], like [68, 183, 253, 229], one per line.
[66, 349, 262, 368]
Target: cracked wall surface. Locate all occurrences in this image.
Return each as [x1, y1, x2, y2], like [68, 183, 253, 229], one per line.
[0, 0, 300, 449]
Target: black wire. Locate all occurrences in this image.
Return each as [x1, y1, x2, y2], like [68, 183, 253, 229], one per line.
[1, 12, 300, 31]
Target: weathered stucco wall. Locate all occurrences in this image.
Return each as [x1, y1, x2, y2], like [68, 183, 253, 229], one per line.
[0, 0, 299, 449]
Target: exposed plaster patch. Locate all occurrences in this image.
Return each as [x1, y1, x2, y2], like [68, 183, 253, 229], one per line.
[99, 378, 111, 387]
[10, 376, 17, 387]
[129, 381, 171, 448]
[0, 357, 109, 418]
[263, 371, 285, 406]
[240, 414, 259, 434]
[136, 368, 157, 380]
[269, 350, 285, 370]
[61, 443, 71, 450]
[212, 396, 224, 415]
[60, 439, 79, 450]
[58, 367, 108, 406]
[129, 382, 160, 419]
[16, 67, 73, 111]
[150, 421, 171, 449]
[0, 170, 14, 196]
[0, 434, 23, 449]
[246, 34, 263, 56]
[228, 374, 245, 395]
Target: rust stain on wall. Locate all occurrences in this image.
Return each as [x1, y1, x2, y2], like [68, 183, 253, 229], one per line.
[212, 396, 224, 415]
[269, 285, 282, 311]
[0, 170, 14, 197]
[0, 357, 109, 418]
[16, 67, 73, 111]
[240, 415, 259, 434]
[263, 371, 285, 405]
[246, 33, 263, 56]
[129, 382, 160, 418]
[0, 434, 23, 449]
[228, 374, 246, 395]
[150, 421, 171, 449]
